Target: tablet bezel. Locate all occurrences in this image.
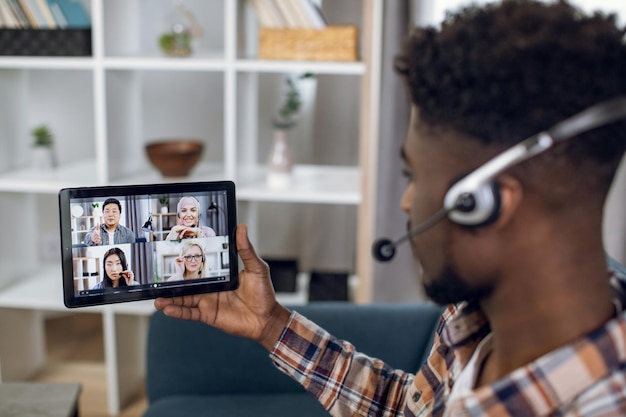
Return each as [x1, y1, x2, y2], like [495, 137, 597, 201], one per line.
[59, 181, 239, 308]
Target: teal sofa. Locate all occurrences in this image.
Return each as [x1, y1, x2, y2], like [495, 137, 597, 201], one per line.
[143, 302, 443, 417]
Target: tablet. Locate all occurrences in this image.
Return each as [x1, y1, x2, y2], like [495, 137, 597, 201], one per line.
[59, 181, 239, 308]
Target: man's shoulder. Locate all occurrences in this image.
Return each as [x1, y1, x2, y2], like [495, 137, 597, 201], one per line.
[571, 366, 626, 416]
[118, 224, 135, 234]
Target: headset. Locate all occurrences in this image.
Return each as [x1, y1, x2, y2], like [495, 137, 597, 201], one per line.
[373, 96, 626, 262]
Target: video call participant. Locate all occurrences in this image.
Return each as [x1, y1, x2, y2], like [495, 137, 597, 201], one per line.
[166, 196, 216, 240]
[84, 198, 136, 246]
[167, 240, 208, 282]
[92, 247, 139, 289]
[155, 1, 626, 416]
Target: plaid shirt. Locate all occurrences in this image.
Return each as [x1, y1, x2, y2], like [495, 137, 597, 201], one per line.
[270, 268, 626, 417]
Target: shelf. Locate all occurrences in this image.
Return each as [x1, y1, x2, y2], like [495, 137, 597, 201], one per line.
[237, 165, 361, 205]
[0, 265, 156, 315]
[0, 160, 101, 193]
[0, 57, 94, 70]
[235, 59, 366, 75]
[104, 55, 227, 71]
[0, 266, 94, 312]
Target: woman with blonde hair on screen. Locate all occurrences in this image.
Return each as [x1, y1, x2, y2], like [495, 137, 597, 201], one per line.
[167, 240, 208, 281]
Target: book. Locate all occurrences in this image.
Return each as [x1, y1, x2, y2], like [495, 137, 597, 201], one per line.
[35, 0, 56, 27]
[262, 0, 286, 28]
[48, 0, 66, 27]
[6, 0, 31, 27]
[0, 1, 8, 27]
[287, 0, 314, 28]
[17, 0, 39, 27]
[248, 0, 273, 28]
[46, 0, 89, 28]
[272, 0, 300, 28]
[297, 0, 325, 29]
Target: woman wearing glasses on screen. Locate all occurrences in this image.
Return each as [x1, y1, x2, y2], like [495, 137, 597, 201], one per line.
[92, 247, 139, 289]
[166, 196, 216, 240]
[167, 240, 208, 281]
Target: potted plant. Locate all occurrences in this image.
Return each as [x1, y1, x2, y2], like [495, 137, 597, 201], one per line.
[159, 196, 170, 213]
[158, 0, 204, 57]
[267, 73, 315, 187]
[31, 124, 56, 170]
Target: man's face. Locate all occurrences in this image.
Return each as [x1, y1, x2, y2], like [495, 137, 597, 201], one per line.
[103, 203, 121, 229]
[400, 109, 494, 305]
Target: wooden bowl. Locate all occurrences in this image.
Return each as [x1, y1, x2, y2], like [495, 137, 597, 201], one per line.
[145, 140, 204, 177]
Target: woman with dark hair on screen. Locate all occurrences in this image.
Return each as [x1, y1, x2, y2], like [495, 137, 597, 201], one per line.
[92, 247, 139, 289]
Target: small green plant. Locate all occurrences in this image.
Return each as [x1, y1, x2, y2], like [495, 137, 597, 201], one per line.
[272, 73, 316, 130]
[159, 30, 192, 57]
[159, 196, 169, 206]
[31, 125, 54, 147]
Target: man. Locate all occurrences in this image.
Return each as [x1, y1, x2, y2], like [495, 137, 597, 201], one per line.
[84, 198, 135, 245]
[155, 1, 626, 415]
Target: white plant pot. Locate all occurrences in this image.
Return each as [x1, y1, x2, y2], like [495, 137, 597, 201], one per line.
[31, 147, 55, 170]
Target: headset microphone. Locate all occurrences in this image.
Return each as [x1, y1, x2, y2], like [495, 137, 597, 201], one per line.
[373, 96, 626, 262]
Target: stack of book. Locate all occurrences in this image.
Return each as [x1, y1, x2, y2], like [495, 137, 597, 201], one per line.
[0, 0, 90, 29]
[0, 0, 91, 56]
[250, 0, 357, 62]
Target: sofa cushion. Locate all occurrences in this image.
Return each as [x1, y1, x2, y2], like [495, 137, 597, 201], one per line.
[143, 393, 328, 417]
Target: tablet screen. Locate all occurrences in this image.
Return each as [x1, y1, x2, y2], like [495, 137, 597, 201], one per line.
[59, 181, 238, 308]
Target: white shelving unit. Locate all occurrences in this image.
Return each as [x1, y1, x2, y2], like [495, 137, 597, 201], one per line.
[0, 0, 382, 414]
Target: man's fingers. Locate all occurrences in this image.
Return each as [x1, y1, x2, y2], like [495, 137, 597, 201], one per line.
[163, 304, 201, 321]
[236, 224, 267, 274]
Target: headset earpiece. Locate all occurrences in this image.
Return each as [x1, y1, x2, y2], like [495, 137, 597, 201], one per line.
[444, 180, 501, 227]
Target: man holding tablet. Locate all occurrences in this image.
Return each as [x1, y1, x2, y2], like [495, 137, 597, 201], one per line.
[155, 1, 626, 416]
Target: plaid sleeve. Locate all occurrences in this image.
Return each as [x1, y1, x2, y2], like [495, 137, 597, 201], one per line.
[270, 311, 415, 417]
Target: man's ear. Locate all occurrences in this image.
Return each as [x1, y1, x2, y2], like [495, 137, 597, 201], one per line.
[492, 175, 523, 229]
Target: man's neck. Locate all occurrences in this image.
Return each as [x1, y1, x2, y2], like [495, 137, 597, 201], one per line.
[476, 252, 614, 387]
[105, 224, 117, 233]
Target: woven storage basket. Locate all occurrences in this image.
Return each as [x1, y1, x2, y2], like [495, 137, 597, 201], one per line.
[259, 26, 358, 62]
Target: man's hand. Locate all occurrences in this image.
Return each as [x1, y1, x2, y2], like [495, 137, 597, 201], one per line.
[154, 224, 291, 351]
[91, 224, 102, 245]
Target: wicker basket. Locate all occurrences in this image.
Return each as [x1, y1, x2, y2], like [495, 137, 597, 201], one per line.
[259, 26, 358, 62]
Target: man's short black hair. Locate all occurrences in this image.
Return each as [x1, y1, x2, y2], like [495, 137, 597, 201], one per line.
[103, 198, 122, 212]
[395, 0, 626, 187]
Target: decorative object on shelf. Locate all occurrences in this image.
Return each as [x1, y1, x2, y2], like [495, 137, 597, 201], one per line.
[267, 73, 315, 188]
[145, 139, 204, 177]
[159, 196, 169, 213]
[70, 204, 84, 217]
[158, 0, 204, 57]
[91, 202, 101, 219]
[258, 26, 358, 62]
[30, 124, 56, 170]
